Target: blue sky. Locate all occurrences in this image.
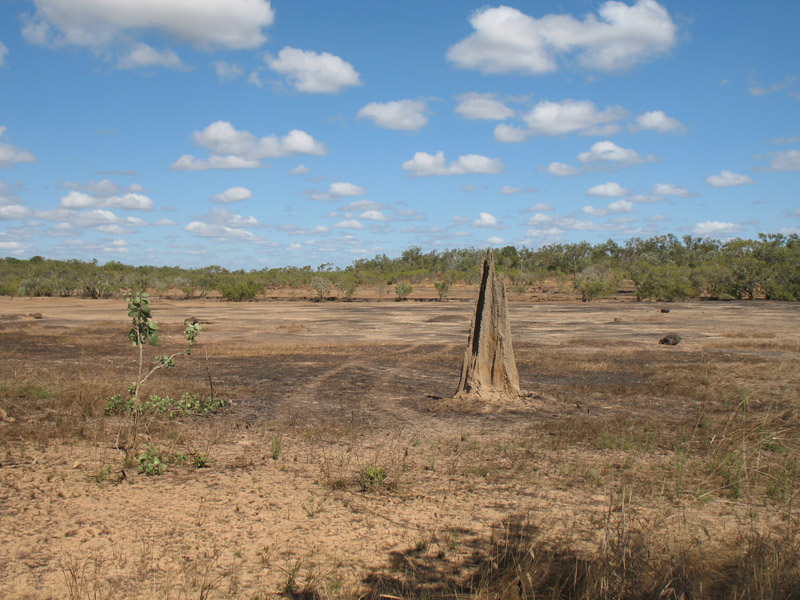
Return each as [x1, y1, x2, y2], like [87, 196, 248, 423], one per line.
[0, 0, 798, 269]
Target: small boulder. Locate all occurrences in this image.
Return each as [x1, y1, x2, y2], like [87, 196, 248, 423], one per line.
[659, 333, 681, 345]
[660, 308, 670, 313]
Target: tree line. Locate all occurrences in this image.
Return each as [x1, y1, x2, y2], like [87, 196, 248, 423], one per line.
[1, 233, 798, 302]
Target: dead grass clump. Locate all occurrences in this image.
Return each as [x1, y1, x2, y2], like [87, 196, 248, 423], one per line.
[362, 509, 800, 600]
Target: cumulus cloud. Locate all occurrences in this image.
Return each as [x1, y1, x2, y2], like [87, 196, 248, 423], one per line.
[0, 42, 7, 67]
[705, 170, 754, 187]
[58, 190, 154, 210]
[501, 185, 538, 194]
[333, 219, 364, 230]
[630, 110, 686, 133]
[0, 205, 30, 219]
[0, 126, 37, 167]
[587, 182, 628, 197]
[309, 182, 367, 201]
[402, 151, 503, 176]
[523, 100, 626, 136]
[545, 162, 579, 177]
[212, 60, 244, 82]
[357, 100, 428, 130]
[455, 93, 514, 120]
[446, 1, 678, 75]
[211, 186, 252, 203]
[652, 183, 691, 197]
[117, 43, 186, 70]
[577, 140, 653, 164]
[692, 221, 743, 236]
[359, 210, 389, 222]
[266, 47, 361, 93]
[494, 124, 529, 143]
[488, 236, 505, 245]
[172, 121, 326, 171]
[289, 164, 311, 175]
[21, 0, 275, 50]
[764, 149, 800, 172]
[473, 212, 499, 227]
[582, 199, 634, 216]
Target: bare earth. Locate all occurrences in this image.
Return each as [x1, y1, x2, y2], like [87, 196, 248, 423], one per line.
[1, 295, 798, 598]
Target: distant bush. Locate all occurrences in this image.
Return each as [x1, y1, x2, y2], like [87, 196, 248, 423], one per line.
[218, 278, 263, 301]
[395, 282, 413, 301]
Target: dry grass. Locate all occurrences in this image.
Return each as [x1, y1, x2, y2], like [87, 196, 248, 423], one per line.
[1, 300, 799, 598]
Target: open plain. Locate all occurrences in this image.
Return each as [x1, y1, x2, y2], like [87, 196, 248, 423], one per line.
[1, 295, 799, 599]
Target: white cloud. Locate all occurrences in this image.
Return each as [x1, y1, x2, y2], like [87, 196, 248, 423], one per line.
[706, 170, 754, 187]
[60, 191, 94, 209]
[0, 126, 37, 167]
[357, 100, 428, 130]
[652, 183, 691, 197]
[205, 206, 258, 228]
[172, 121, 326, 171]
[333, 219, 364, 230]
[577, 140, 653, 164]
[473, 212, 499, 227]
[359, 210, 389, 222]
[748, 75, 798, 97]
[545, 162, 579, 177]
[487, 236, 505, 245]
[402, 151, 503, 176]
[494, 123, 529, 143]
[500, 185, 538, 195]
[59, 190, 153, 210]
[212, 60, 243, 81]
[587, 182, 628, 197]
[266, 47, 361, 93]
[310, 181, 367, 201]
[117, 43, 185, 70]
[630, 110, 686, 133]
[446, 1, 677, 74]
[455, 93, 514, 120]
[211, 186, 252, 203]
[107, 193, 154, 210]
[247, 71, 263, 88]
[22, 0, 275, 50]
[154, 218, 177, 226]
[528, 203, 554, 212]
[184, 221, 257, 242]
[523, 100, 627, 136]
[582, 199, 634, 216]
[0, 205, 30, 219]
[0, 42, 7, 67]
[289, 164, 311, 175]
[692, 221, 743, 236]
[764, 149, 800, 172]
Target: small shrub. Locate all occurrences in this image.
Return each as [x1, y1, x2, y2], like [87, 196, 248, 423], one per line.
[191, 453, 212, 469]
[360, 465, 388, 490]
[271, 434, 282, 460]
[434, 280, 450, 301]
[311, 277, 331, 301]
[105, 392, 227, 418]
[138, 444, 167, 476]
[395, 282, 412, 301]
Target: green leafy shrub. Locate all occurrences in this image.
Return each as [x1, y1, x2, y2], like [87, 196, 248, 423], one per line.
[138, 444, 167, 476]
[105, 392, 227, 418]
[395, 282, 412, 301]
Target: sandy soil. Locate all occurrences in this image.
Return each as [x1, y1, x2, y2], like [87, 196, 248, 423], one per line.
[0, 296, 798, 598]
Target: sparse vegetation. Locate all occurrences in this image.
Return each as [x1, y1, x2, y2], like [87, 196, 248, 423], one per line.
[1, 298, 798, 597]
[4, 233, 797, 302]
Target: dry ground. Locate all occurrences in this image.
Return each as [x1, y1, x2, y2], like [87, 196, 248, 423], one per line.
[1, 296, 799, 598]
